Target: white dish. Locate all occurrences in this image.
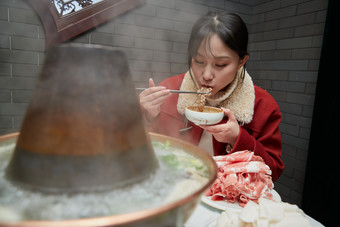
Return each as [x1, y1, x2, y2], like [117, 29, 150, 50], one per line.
[204, 214, 319, 227]
[201, 190, 281, 212]
[205, 219, 217, 227]
[185, 106, 224, 125]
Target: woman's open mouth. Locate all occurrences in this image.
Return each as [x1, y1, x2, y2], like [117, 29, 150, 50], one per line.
[201, 84, 213, 89]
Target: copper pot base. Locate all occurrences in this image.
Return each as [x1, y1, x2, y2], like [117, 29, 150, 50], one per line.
[0, 132, 217, 227]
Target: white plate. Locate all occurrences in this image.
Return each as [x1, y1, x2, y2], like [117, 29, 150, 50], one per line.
[205, 220, 217, 227]
[204, 213, 320, 227]
[201, 190, 281, 212]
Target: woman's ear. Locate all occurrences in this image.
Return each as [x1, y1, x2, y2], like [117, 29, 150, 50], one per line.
[238, 55, 249, 69]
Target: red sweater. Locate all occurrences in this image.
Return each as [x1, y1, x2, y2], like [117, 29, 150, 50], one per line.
[148, 73, 284, 181]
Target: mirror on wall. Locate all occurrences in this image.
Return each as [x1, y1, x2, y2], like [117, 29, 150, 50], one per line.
[27, 0, 146, 49]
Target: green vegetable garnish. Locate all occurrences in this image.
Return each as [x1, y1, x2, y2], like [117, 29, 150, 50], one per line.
[164, 140, 171, 150]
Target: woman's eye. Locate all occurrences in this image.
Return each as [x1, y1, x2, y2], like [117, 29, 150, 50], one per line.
[216, 64, 227, 68]
[194, 59, 204, 64]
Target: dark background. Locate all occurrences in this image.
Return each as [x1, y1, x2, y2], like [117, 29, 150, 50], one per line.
[302, 0, 339, 226]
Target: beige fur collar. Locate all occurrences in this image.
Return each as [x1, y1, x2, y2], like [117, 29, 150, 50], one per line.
[177, 68, 255, 124]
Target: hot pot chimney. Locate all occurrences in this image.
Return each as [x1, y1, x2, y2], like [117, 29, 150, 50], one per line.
[5, 44, 158, 192]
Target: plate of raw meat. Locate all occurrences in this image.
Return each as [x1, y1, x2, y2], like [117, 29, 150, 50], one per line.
[202, 150, 281, 212]
[202, 190, 281, 212]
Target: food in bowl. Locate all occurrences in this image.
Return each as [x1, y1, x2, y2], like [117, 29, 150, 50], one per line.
[185, 106, 224, 125]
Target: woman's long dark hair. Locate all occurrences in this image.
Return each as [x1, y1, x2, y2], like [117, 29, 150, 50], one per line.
[188, 11, 249, 80]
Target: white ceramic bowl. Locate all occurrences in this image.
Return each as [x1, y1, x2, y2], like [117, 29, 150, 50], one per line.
[185, 106, 224, 125]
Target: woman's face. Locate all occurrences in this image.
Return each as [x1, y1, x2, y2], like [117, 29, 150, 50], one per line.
[191, 34, 248, 96]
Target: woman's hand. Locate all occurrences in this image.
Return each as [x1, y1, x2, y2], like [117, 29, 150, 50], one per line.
[139, 78, 171, 123]
[199, 108, 240, 146]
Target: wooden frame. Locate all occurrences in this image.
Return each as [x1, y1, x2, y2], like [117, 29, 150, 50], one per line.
[26, 0, 146, 49]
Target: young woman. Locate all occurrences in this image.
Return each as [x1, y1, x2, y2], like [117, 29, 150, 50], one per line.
[139, 11, 284, 181]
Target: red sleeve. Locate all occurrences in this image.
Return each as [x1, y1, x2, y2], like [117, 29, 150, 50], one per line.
[231, 90, 284, 182]
[232, 116, 283, 181]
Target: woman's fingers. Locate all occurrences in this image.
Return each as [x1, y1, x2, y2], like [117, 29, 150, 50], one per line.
[148, 92, 171, 106]
[140, 87, 170, 104]
[199, 108, 240, 145]
[221, 107, 236, 122]
[143, 92, 170, 110]
[139, 78, 171, 121]
[149, 78, 156, 87]
[141, 86, 168, 97]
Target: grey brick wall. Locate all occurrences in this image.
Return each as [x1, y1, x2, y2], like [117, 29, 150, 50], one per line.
[247, 0, 328, 206]
[0, 0, 328, 208]
[0, 0, 42, 135]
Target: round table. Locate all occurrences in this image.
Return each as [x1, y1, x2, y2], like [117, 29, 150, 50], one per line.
[185, 200, 325, 227]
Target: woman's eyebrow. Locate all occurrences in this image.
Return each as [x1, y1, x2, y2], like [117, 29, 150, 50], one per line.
[215, 55, 231, 59]
[196, 52, 231, 59]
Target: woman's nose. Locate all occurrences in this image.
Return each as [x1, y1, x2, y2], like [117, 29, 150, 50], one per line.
[202, 65, 213, 81]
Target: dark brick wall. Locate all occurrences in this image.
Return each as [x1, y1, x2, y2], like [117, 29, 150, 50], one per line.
[246, 0, 328, 206]
[0, 0, 328, 207]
